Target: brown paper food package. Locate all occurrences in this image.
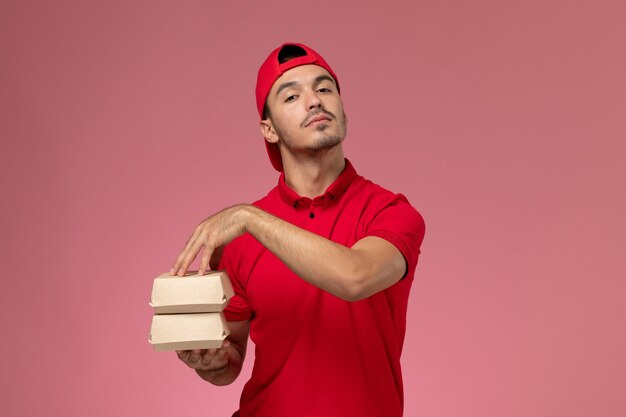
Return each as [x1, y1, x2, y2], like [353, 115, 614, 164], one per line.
[149, 312, 230, 351]
[149, 270, 234, 314]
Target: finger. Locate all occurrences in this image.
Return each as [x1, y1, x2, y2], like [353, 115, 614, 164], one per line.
[171, 228, 203, 275]
[200, 349, 216, 366]
[179, 228, 210, 276]
[198, 247, 213, 276]
[171, 249, 188, 276]
[189, 349, 202, 362]
[176, 350, 189, 361]
[200, 348, 217, 366]
[178, 240, 206, 277]
[203, 348, 227, 369]
[173, 243, 196, 277]
[209, 245, 225, 270]
[173, 242, 196, 276]
[212, 349, 228, 368]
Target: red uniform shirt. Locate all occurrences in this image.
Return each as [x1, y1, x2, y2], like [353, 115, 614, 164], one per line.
[221, 160, 425, 417]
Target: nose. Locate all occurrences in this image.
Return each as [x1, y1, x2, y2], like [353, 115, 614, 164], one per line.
[305, 89, 323, 110]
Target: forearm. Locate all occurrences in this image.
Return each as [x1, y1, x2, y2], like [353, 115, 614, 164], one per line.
[242, 205, 379, 301]
[171, 204, 404, 300]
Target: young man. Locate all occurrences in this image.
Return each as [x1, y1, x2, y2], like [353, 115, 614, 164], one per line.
[171, 43, 425, 417]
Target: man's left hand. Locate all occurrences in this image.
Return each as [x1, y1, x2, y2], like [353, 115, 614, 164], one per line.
[170, 204, 249, 276]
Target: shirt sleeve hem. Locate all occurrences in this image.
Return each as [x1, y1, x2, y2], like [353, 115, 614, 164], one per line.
[364, 229, 414, 279]
[224, 310, 253, 322]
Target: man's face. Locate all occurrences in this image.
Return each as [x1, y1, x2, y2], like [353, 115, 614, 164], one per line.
[262, 65, 347, 157]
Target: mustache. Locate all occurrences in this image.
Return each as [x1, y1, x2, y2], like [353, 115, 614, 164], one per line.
[301, 109, 336, 128]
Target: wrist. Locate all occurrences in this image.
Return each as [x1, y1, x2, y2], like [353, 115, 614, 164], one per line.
[238, 204, 259, 235]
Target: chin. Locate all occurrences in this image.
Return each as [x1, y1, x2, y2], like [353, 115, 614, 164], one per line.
[308, 134, 344, 152]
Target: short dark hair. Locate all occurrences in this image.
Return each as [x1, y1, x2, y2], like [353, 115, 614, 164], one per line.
[262, 45, 308, 119]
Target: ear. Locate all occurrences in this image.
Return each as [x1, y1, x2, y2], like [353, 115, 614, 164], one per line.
[260, 119, 279, 144]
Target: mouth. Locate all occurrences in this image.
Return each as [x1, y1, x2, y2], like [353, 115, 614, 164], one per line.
[305, 114, 332, 127]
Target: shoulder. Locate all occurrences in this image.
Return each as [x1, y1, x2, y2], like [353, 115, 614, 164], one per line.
[251, 185, 280, 211]
[350, 175, 426, 276]
[349, 175, 426, 256]
[350, 175, 424, 224]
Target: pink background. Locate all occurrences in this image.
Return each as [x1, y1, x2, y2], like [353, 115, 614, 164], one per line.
[1, 0, 625, 416]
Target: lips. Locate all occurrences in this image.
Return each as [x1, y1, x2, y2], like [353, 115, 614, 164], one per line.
[306, 115, 332, 126]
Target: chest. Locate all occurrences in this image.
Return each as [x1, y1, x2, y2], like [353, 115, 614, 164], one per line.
[241, 209, 368, 334]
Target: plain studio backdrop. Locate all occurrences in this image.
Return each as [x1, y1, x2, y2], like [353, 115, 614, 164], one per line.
[1, 1, 624, 416]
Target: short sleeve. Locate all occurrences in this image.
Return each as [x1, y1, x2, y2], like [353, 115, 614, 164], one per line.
[363, 193, 425, 280]
[219, 243, 254, 322]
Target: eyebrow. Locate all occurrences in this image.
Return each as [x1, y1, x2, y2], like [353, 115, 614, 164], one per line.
[275, 81, 297, 97]
[274, 75, 336, 97]
[313, 74, 335, 86]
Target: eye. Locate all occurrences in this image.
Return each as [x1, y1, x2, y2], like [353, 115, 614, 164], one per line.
[285, 95, 298, 103]
[317, 87, 332, 93]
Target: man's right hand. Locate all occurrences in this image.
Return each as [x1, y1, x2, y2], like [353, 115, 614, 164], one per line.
[176, 340, 241, 385]
[175, 320, 250, 386]
[176, 342, 231, 372]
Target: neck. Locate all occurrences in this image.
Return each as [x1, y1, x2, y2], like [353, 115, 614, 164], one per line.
[281, 147, 346, 198]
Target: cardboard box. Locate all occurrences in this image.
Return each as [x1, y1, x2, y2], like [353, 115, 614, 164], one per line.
[149, 312, 230, 351]
[149, 270, 234, 314]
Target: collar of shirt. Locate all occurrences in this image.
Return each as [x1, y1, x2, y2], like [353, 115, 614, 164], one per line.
[277, 159, 358, 211]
